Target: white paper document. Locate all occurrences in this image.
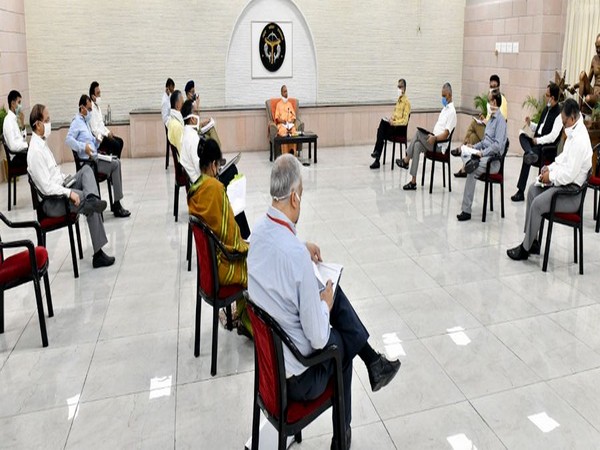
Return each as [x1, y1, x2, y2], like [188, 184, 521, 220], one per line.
[96, 153, 115, 163]
[472, 116, 486, 126]
[201, 117, 215, 134]
[312, 261, 343, 295]
[226, 174, 246, 216]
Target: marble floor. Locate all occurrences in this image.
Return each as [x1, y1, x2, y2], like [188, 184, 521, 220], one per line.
[1, 145, 600, 449]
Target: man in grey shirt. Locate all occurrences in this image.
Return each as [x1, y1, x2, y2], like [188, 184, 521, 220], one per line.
[248, 155, 400, 449]
[453, 89, 507, 221]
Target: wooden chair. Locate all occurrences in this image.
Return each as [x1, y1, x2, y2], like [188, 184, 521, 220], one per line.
[189, 215, 246, 376]
[28, 175, 83, 278]
[1, 135, 28, 211]
[0, 212, 53, 347]
[477, 139, 510, 222]
[421, 129, 455, 194]
[247, 299, 347, 450]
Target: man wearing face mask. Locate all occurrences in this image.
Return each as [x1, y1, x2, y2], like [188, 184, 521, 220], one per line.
[184, 79, 222, 149]
[511, 82, 563, 202]
[454, 89, 507, 221]
[249, 154, 401, 450]
[2, 90, 29, 167]
[88, 81, 124, 158]
[395, 82, 457, 190]
[369, 79, 411, 169]
[162, 78, 175, 127]
[27, 104, 115, 269]
[66, 95, 130, 218]
[455, 74, 508, 178]
[507, 99, 591, 261]
[275, 85, 298, 155]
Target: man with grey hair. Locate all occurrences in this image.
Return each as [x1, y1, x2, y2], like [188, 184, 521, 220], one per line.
[507, 98, 592, 261]
[395, 82, 457, 190]
[248, 154, 401, 449]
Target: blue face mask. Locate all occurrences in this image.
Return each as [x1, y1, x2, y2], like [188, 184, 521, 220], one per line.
[441, 96, 448, 107]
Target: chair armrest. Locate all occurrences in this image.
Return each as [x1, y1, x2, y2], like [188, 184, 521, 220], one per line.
[0, 239, 39, 274]
[189, 215, 247, 261]
[549, 184, 586, 213]
[0, 213, 43, 245]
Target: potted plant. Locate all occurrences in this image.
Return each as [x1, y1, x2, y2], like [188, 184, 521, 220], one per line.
[473, 93, 488, 116]
[521, 96, 545, 124]
[0, 106, 7, 135]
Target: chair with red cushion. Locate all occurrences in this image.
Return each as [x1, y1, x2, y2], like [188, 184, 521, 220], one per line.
[382, 115, 411, 170]
[28, 175, 83, 279]
[1, 135, 28, 211]
[0, 212, 53, 347]
[477, 139, 510, 222]
[587, 144, 600, 233]
[421, 129, 455, 194]
[189, 214, 246, 376]
[247, 299, 346, 450]
[71, 149, 114, 212]
[538, 178, 589, 274]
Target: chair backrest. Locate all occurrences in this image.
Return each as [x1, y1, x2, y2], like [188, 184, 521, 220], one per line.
[170, 143, 189, 188]
[266, 98, 299, 124]
[190, 215, 219, 299]
[499, 138, 510, 173]
[27, 174, 45, 221]
[247, 299, 288, 421]
[71, 149, 84, 171]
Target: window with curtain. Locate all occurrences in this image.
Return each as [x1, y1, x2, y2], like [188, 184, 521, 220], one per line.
[561, 0, 600, 89]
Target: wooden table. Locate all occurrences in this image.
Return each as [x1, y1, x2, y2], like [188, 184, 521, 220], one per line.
[272, 132, 318, 163]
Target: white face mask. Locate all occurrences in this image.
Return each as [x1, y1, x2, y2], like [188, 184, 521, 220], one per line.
[43, 122, 52, 139]
[547, 101, 551, 108]
[282, 96, 288, 103]
[398, 88, 403, 97]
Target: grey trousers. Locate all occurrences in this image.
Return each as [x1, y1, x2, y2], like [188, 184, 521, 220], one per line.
[523, 183, 581, 250]
[96, 157, 124, 202]
[42, 165, 108, 253]
[406, 129, 436, 177]
[460, 155, 500, 214]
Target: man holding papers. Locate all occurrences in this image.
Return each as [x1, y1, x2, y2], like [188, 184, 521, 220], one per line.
[66, 95, 130, 218]
[248, 154, 400, 449]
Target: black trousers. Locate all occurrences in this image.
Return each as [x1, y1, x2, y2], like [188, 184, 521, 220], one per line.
[372, 119, 393, 159]
[517, 133, 542, 192]
[98, 135, 124, 158]
[286, 287, 369, 430]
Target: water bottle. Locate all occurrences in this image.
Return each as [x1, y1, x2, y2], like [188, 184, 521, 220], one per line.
[107, 105, 112, 124]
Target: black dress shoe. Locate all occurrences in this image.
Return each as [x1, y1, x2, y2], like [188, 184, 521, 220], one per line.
[82, 197, 107, 215]
[529, 240, 541, 255]
[456, 211, 471, 221]
[370, 151, 378, 158]
[511, 191, 525, 202]
[369, 160, 380, 169]
[92, 249, 116, 268]
[395, 158, 409, 170]
[368, 354, 401, 392]
[454, 170, 467, 178]
[402, 182, 417, 191]
[523, 152, 539, 165]
[507, 244, 529, 261]
[450, 148, 461, 157]
[464, 156, 480, 174]
[112, 206, 131, 218]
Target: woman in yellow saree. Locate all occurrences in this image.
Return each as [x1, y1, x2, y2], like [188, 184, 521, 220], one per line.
[187, 138, 251, 336]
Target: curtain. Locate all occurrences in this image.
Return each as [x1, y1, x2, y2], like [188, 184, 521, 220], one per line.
[562, 0, 600, 88]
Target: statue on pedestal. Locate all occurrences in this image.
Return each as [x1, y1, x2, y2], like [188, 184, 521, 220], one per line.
[569, 33, 600, 115]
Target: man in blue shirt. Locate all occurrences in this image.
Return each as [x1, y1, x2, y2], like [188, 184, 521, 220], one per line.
[453, 89, 507, 221]
[248, 154, 401, 449]
[66, 95, 130, 218]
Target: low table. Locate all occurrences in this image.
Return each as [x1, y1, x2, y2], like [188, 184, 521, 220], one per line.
[272, 132, 318, 164]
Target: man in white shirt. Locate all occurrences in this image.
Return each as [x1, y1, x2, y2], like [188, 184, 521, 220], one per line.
[161, 78, 175, 127]
[180, 100, 201, 182]
[395, 82, 457, 190]
[167, 90, 185, 155]
[88, 81, 123, 158]
[2, 90, 28, 167]
[507, 99, 592, 261]
[27, 104, 115, 269]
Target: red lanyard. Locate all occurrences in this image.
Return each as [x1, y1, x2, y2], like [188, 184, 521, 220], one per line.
[267, 214, 295, 235]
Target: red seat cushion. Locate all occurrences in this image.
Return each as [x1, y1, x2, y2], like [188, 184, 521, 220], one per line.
[478, 173, 503, 183]
[553, 212, 581, 223]
[40, 214, 77, 230]
[589, 175, 600, 187]
[0, 247, 48, 284]
[425, 150, 449, 162]
[218, 284, 244, 300]
[287, 381, 334, 423]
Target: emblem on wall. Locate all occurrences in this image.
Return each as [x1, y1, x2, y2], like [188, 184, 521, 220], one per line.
[259, 22, 286, 72]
